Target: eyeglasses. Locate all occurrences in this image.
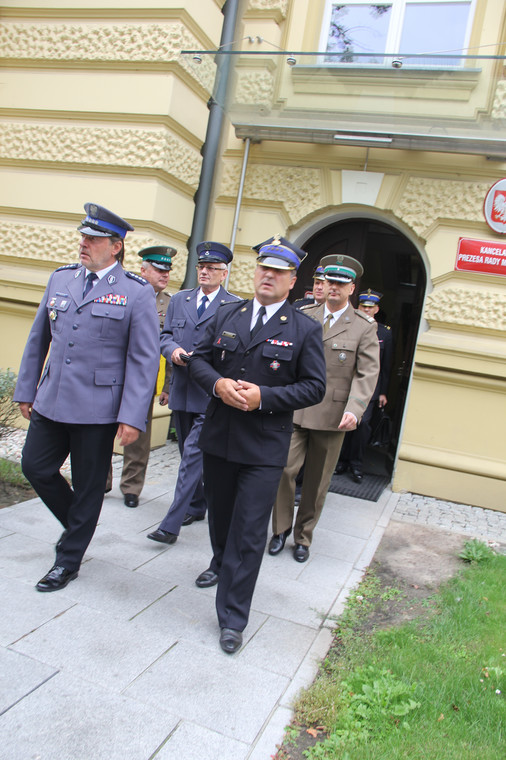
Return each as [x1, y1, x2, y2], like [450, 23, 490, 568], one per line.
[196, 264, 226, 272]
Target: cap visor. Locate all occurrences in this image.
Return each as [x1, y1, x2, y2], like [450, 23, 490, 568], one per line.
[78, 224, 112, 237]
[257, 256, 296, 270]
[325, 275, 354, 283]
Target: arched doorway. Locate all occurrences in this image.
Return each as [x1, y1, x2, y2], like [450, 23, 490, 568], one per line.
[292, 217, 426, 485]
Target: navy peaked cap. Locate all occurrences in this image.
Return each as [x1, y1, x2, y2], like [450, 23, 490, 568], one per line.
[78, 203, 134, 239]
[253, 234, 307, 270]
[196, 241, 233, 264]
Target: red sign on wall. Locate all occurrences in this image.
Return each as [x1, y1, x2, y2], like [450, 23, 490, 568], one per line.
[455, 238, 506, 276]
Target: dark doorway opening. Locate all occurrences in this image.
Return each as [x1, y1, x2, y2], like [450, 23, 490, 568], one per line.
[293, 217, 426, 485]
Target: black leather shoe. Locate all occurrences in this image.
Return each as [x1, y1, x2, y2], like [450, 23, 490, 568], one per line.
[55, 529, 69, 552]
[182, 513, 205, 526]
[293, 544, 310, 563]
[268, 527, 292, 556]
[36, 565, 78, 592]
[124, 493, 139, 508]
[195, 568, 219, 588]
[335, 462, 347, 475]
[350, 467, 363, 483]
[219, 628, 243, 654]
[147, 529, 177, 544]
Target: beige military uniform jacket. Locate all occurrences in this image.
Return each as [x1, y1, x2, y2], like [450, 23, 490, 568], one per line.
[294, 302, 379, 431]
[156, 289, 171, 394]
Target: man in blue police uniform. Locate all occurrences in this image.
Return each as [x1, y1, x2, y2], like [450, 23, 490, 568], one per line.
[14, 203, 160, 592]
[336, 289, 393, 482]
[107, 245, 175, 507]
[188, 236, 326, 654]
[146, 241, 239, 545]
[293, 265, 326, 308]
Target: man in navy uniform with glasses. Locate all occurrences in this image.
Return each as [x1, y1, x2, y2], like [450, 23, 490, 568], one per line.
[147, 242, 239, 546]
[188, 236, 326, 654]
[14, 203, 160, 592]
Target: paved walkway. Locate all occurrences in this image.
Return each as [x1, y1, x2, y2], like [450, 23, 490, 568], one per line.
[1, 436, 505, 759]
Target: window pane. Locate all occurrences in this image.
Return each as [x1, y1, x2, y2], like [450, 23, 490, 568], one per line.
[325, 4, 392, 64]
[400, 2, 471, 66]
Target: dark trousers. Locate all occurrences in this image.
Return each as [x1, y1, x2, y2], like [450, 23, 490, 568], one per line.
[339, 399, 375, 469]
[158, 409, 206, 534]
[203, 452, 283, 632]
[21, 410, 117, 570]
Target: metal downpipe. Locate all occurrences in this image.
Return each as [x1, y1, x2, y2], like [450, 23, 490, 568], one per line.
[181, 0, 241, 289]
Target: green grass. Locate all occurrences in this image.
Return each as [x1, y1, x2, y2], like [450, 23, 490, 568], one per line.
[294, 549, 505, 759]
[0, 457, 30, 487]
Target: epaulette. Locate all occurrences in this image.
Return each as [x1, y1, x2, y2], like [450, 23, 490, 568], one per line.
[300, 303, 319, 311]
[355, 309, 376, 324]
[295, 306, 321, 324]
[55, 263, 80, 272]
[125, 271, 148, 285]
[220, 298, 246, 306]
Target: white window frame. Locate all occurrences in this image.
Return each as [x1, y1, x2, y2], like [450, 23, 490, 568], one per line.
[318, 0, 477, 67]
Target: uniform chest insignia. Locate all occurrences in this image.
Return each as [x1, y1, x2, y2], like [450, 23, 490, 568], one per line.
[107, 274, 116, 285]
[94, 293, 128, 306]
[270, 360, 281, 371]
[49, 309, 57, 321]
[339, 351, 346, 362]
[60, 299, 68, 308]
[74, 269, 82, 279]
[241, 307, 247, 312]
[49, 297, 57, 307]
[267, 338, 293, 347]
[222, 331, 236, 338]
[280, 315, 287, 322]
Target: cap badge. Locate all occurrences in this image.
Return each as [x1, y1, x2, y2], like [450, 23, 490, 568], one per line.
[273, 234, 282, 246]
[89, 204, 98, 217]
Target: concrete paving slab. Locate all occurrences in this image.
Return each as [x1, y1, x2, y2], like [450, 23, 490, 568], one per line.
[156, 721, 249, 760]
[124, 639, 289, 744]
[0, 533, 65, 586]
[307, 530, 367, 565]
[248, 704, 294, 760]
[239, 616, 316, 678]
[54, 558, 175, 619]
[0, 498, 62, 545]
[279, 627, 334, 709]
[0, 648, 57, 715]
[85, 527, 170, 571]
[0, 672, 178, 760]
[0, 576, 75, 646]
[318, 492, 386, 538]
[11, 604, 178, 691]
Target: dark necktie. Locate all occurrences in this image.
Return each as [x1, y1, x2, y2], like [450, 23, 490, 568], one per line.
[83, 272, 98, 298]
[250, 306, 266, 338]
[197, 294, 208, 318]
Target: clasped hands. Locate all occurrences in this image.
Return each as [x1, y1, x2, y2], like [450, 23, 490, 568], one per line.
[215, 378, 261, 412]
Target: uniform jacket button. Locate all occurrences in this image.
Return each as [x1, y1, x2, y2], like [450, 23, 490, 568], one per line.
[68, 341, 74, 347]
[73, 324, 78, 330]
[65, 358, 71, 364]
[77, 308, 82, 314]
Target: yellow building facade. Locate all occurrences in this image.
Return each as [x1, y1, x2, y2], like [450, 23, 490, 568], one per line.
[1, 0, 505, 510]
